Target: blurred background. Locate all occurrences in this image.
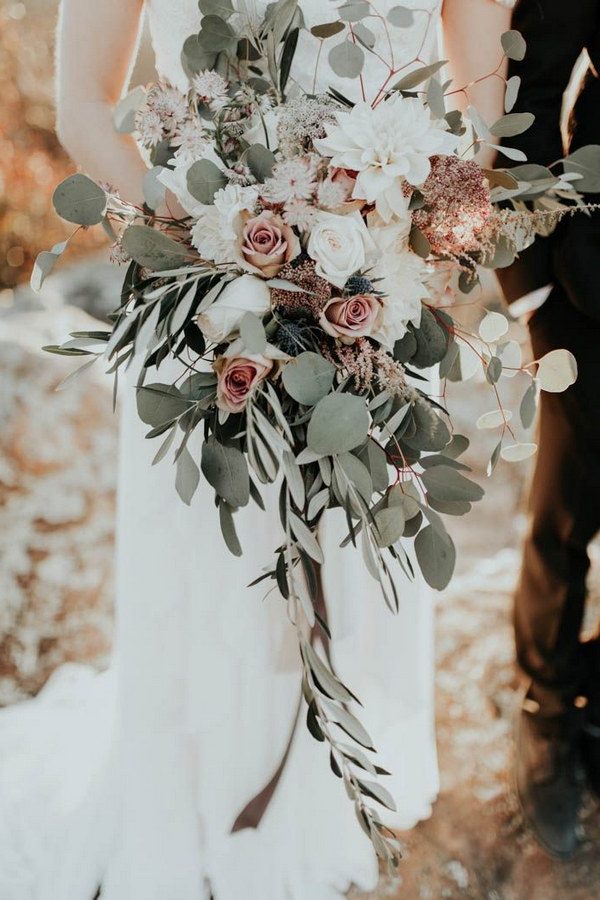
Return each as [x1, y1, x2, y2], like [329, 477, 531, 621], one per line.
[1, 1, 600, 897]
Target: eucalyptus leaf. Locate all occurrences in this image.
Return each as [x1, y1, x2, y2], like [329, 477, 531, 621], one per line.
[282, 352, 336, 405]
[373, 506, 405, 547]
[122, 225, 188, 270]
[199, 0, 234, 18]
[198, 14, 237, 52]
[501, 29, 526, 62]
[307, 393, 369, 455]
[387, 5, 414, 26]
[201, 438, 250, 507]
[137, 383, 191, 427]
[246, 144, 276, 182]
[328, 40, 365, 79]
[415, 525, 456, 590]
[564, 145, 600, 193]
[52, 174, 107, 226]
[352, 22, 376, 49]
[337, 452, 373, 502]
[182, 34, 218, 73]
[338, 1, 369, 22]
[187, 158, 228, 204]
[421, 466, 484, 503]
[504, 75, 521, 113]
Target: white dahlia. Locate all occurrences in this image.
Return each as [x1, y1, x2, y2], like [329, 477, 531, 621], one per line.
[369, 221, 432, 347]
[314, 95, 458, 214]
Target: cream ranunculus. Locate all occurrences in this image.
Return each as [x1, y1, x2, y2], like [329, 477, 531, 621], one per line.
[197, 274, 271, 343]
[307, 210, 377, 289]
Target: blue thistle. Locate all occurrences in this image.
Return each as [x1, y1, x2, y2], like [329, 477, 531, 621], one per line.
[345, 275, 375, 295]
[275, 321, 310, 357]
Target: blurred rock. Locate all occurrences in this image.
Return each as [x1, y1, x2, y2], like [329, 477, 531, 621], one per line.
[0, 306, 116, 705]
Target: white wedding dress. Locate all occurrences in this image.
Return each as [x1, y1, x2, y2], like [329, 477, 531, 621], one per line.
[0, 2, 441, 898]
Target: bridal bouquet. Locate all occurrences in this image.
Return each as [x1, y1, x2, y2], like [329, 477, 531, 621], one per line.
[38, 0, 596, 866]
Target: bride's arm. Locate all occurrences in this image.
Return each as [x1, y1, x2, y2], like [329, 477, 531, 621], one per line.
[442, 0, 512, 167]
[56, 0, 146, 203]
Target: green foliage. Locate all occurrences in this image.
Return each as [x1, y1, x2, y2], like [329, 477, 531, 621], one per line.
[307, 393, 370, 455]
[187, 159, 228, 204]
[201, 438, 250, 508]
[52, 174, 106, 226]
[282, 352, 336, 406]
[122, 225, 189, 270]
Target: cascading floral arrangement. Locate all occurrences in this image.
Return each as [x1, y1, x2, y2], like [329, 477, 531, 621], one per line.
[37, 0, 596, 866]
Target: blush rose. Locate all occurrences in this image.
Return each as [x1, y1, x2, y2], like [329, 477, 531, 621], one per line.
[239, 210, 300, 278]
[214, 355, 273, 413]
[319, 293, 383, 343]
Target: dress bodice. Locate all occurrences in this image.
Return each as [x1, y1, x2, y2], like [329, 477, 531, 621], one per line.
[145, 0, 441, 102]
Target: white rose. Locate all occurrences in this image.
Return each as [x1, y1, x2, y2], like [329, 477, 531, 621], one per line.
[197, 275, 271, 343]
[307, 210, 377, 289]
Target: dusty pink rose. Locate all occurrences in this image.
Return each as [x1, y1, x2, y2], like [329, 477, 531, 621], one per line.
[319, 293, 383, 343]
[214, 355, 273, 413]
[239, 210, 300, 277]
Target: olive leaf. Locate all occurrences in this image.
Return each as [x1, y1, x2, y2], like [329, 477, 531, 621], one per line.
[489, 112, 534, 138]
[311, 21, 346, 39]
[391, 60, 446, 91]
[31, 240, 69, 292]
[175, 446, 201, 506]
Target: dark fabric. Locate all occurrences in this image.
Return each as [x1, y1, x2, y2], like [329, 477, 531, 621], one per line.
[496, 1, 600, 710]
[515, 288, 600, 703]
[496, 0, 600, 307]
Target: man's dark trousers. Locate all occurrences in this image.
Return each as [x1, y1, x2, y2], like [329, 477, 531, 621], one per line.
[497, 0, 600, 709]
